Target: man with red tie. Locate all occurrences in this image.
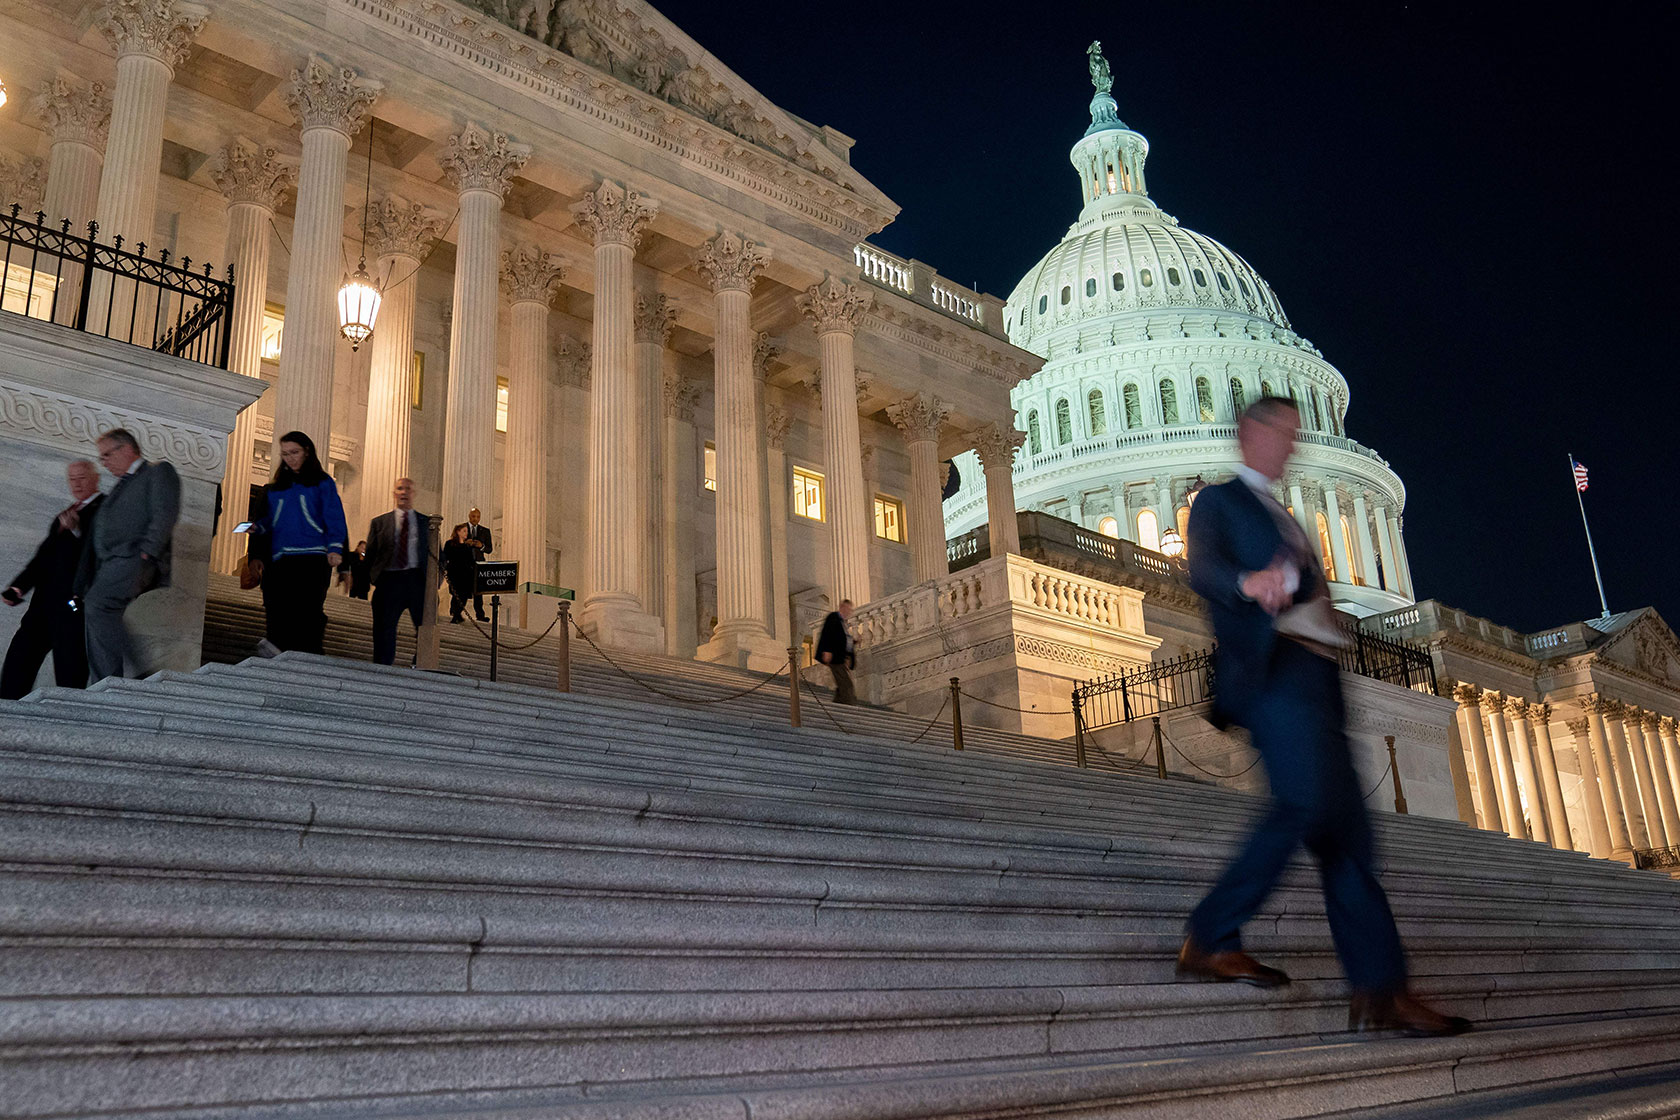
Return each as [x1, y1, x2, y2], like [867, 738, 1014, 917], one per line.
[366, 478, 435, 666]
[1, 460, 104, 697]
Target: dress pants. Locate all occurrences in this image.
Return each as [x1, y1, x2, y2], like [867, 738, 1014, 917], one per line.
[371, 568, 425, 666]
[83, 555, 146, 684]
[830, 662, 856, 705]
[261, 555, 331, 654]
[1188, 639, 1407, 994]
[0, 602, 88, 698]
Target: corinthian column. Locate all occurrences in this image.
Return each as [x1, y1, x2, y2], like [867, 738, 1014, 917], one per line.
[695, 231, 780, 668]
[207, 139, 292, 574]
[1323, 485, 1353, 585]
[975, 424, 1026, 557]
[1352, 492, 1381, 588]
[572, 181, 664, 650]
[274, 57, 380, 447]
[500, 242, 565, 606]
[1525, 703, 1574, 850]
[765, 402, 793, 643]
[358, 195, 445, 535]
[1453, 684, 1502, 831]
[90, 0, 205, 247]
[635, 293, 676, 616]
[1661, 718, 1680, 826]
[1481, 694, 1530, 840]
[887, 392, 951, 583]
[798, 276, 873, 606]
[439, 123, 528, 529]
[1601, 700, 1651, 850]
[1373, 504, 1403, 595]
[1584, 697, 1635, 863]
[1639, 711, 1680, 848]
[1625, 709, 1676, 848]
[662, 373, 701, 656]
[1505, 700, 1549, 845]
[30, 77, 111, 326]
[1565, 715, 1612, 858]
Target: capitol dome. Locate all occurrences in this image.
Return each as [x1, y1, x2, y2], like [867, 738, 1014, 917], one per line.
[945, 43, 1418, 618]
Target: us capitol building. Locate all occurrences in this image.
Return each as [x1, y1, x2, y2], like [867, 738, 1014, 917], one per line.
[943, 44, 1414, 618]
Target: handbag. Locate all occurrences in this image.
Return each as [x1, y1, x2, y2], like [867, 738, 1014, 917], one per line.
[237, 556, 261, 590]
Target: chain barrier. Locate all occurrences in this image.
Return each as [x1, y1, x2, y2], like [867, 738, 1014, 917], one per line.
[956, 687, 1073, 717]
[1361, 758, 1395, 802]
[796, 674, 856, 737]
[904, 692, 951, 745]
[463, 608, 562, 651]
[567, 616, 789, 705]
[1163, 727, 1264, 780]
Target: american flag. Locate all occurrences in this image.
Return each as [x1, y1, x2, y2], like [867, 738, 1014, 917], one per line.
[1572, 458, 1590, 492]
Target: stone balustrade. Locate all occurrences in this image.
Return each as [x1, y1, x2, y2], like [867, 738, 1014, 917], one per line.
[1371, 600, 1598, 660]
[853, 243, 911, 293]
[930, 280, 983, 324]
[851, 240, 1002, 337]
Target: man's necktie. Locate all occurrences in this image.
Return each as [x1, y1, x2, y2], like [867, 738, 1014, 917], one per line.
[395, 513, 409, 568]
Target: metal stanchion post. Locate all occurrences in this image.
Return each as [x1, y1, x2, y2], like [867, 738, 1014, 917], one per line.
[489, 594, 500, 683]
[1153, 716, 1167, 779]
[556, 599, 571, 693]
[1387, 734, 1408, 814]
[1073, 691, 1087, 769]
[950, 677, 964, 751]
[416, 514, 442, 671]
[788, 647, 802, 728]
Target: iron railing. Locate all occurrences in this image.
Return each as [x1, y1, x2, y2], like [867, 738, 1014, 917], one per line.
[1337, 620, 1437, 694]
[1, 205, 234, 368]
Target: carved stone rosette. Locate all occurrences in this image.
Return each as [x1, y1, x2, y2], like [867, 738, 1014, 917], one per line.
[662, 370, 700, 422]
[695, 232, 769, 294]
[31, 78, 113, 151]
[973, 423, 1026, 473]
[765, 403, 791, 449]
[441, 123, 529, 198]
[797, 276, 871, 336]
[555, 336, 592, 389]
[570, 181, 658, 249]
[211, 140, 293, 210]
[92, 0, 207, 70]
[366, 195, 448, 262]
[501, 242, 566, 306]
[751, 331, 779, 380]
[634, 292, 677, 345]
[283, 57, 381, 138]
[887, 392, 949, 444]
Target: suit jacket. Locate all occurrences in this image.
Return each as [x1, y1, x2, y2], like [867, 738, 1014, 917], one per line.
[1185, 477, 1323, 724]
[466, 523, 492, 556]
[816, 611, 854, 669]
[10, 495, 103, 614]
[74, 461, 179, 597]
[366, 509, 439, 585]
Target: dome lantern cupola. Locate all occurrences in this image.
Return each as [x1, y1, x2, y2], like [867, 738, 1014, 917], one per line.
[1072, 42, 1152, 218]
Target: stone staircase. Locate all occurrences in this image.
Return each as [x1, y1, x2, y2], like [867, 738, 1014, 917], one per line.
[3, 602, 1680, 1115]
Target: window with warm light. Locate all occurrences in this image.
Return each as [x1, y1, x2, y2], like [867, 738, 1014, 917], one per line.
[792, 465, 824, 520]
[1027, 411, 1042, 455]
[1229, 376, 1245, 417]
[1196, 376, 1215, 423]
[259, 305, 284, 361]
[1341, 514, 1363, 585]
[703, 442, 716, 491]
[1159, 378, 1179, 425]
[495, 376, 509, 433]
[873, 495, 904, 542]
[1316, 512, 1336, 581]
[1098, 515, 1119, 539]
[411, 351, 425, 410]
[1136, 509, 1159, 552]
[0, 263, 59, 320]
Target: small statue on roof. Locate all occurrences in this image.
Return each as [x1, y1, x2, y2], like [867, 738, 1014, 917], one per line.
[1087, 41, 1113, 94]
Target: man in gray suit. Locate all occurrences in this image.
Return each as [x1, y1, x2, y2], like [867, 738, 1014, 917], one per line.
[74, 428, 180, 683]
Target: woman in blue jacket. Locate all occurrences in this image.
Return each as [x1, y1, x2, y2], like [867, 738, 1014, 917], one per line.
[248, 431, 347, 656]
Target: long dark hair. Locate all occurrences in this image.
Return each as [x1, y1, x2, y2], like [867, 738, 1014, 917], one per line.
[270, 430, 329, 489]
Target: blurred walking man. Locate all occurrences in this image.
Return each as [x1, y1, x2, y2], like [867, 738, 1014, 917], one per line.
[1, 460, 103, 697]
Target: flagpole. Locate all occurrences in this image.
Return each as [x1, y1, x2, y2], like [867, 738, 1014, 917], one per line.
[1570, 453, 1611, 619]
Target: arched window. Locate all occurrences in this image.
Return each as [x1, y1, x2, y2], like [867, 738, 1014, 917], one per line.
[1139, 268, 1154, 288]
[1158, 378, 1179, 425]
[1123, 383, 1142, 429]
[1177, 504, 1190, 542]
[1229, 376, 1246, 417]
[1195, 376, 1215, 423]
[1038, 295, 1047, 315]
[1060, 285, 1071, 306]
[1054, 398, 1072, 444]
[1309, 389, 1323, 431]
[1085, 277, 1097, 298]
[1166, 267, 1182, 286]
[1217, 272, 1231, 291]
[1098, 515, 1120, 539]
[1111, 271, 1124, 291]
[1027, 411, 1042, 455]
[1260, 378, 1273, 398]
[1193, 268, 1207, 287]
[1136, 509, 1159, 552]
[1315, 512, 1336, 582]
[1087, 388, 1106, 435]
[1340, 514, 1362, 585]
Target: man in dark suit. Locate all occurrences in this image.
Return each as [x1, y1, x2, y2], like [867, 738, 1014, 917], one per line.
[816, 599, 856, 705]
[1177, 397, 1468, 1038]
[1, 460, 104, 698]
[367, 478, 436, 666]
[464, 506, 492, 622]
[74, 429, 180, 683]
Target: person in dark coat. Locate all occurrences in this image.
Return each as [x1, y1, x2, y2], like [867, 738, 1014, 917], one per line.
[346, 540, 372, 600]
[365, 478, 438, 666]
[1176, 396, 1468, 1038]
[1, 460, 103, 698]
[464, 507, 492, 621]
[246, 431, 348, 657]
[442, 523, 477, 623]
[816, 598, 857, 705]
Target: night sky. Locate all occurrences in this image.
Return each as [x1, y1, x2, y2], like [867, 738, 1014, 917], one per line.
[653, 0, 1677, 634]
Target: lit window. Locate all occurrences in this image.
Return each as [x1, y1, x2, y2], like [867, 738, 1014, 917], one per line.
[1139, 268, 1154, 287]
[1123, 383, 1141, 429]
[873, 495, 904, 541]
[1, 263, 60, 321]
[1112, 271, 1124, 291]
[1229, 377, 1245, 416]
[495, 375, 509, 433]
[1060, 285, 1071, 306]
[1055, 398, 1072, 444]
[411, 351, 425, 410]
[1098, 515, 1119, 539]
[1196, 376, 1214, 423]
[1137, 509, 1159, 552]
[1166, 267, 1182, 286]
[1087, 388, 1106, 435]
[1193, 268, 1207, 287]
[793, 465, 824, 520]
[1038, 295, 1047, 315]
[703, 441, 717, 491]
[1341, 514, 1362, 585]
[1316, 511, 1336, 581]
[1085, 277, 1096, 298]
[1177, 505, 1190, 543]
[1027, 411, 1042, 455]
[259, 305, 285, 361]
[1105, 163, 1117, 193]
[1158, 378, 1179, 425]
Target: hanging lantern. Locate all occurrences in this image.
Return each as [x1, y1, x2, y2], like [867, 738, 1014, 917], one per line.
[337, 258, 381, 351]
[0, 77, 9, 110]
[1159, 526, 1186, 560]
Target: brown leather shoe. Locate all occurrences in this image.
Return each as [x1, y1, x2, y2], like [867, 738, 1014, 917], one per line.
[1176, 936, 1291, 988]
[1349, 990, 1471, 1037]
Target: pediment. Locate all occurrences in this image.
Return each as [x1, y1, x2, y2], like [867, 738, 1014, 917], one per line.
[1592, 608, 1680, 685]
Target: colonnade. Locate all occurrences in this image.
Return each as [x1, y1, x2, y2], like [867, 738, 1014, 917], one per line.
[1451, 683, 1680, 865]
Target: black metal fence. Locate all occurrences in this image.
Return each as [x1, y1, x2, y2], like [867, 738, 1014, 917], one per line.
[1337, 621, 1437, 694]
[1, 205, 234, 368]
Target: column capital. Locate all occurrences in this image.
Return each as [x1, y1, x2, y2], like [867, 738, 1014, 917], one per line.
[886, 392, 949, 444]
[1566, 716, 1591, 738]
[1452, 682, 1483, 709]
[211, 139, 293, 211]
[31, 77, 112, 152]
[366, 194, 448, 262]
[1482, 692, 1508, 716]
[696, 232, 770, 294]
[1661, 716, 1679, 737]
[634, 292, 677, 345]
[765, 403, 792, 449]
[797, 276, 872, 335]
[1640, 709, 1663, 731]
[441, 122, 529, 199]
[0, 155, 46, 215]
[1580, 693, 1609, 716]
[555, 335, 592, 390]
[1435, 675, 1457, 700]
[92, 0, 207, 70]
[1532, 702, 1552, 724]
[663, 370, 700, 422]
[283, 57, 381, 138]
[973, 423, 1026, 473]
[570, 180, 658, 249]
[501, 241, 566, 306]
[1508, 697, 1531, 721]
[752, 331, 780, 380]
[1602, 697, 1627, 720]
